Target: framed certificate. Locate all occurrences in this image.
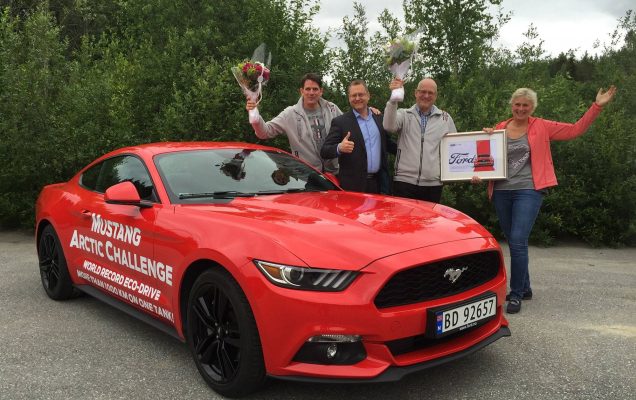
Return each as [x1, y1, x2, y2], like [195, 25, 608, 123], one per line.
[440, 130, 507, 182]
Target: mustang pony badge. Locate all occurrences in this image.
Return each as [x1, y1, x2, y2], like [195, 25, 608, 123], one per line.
[444, 267, 468, 283]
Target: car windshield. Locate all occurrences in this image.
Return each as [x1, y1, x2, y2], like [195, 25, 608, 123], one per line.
[155, 149, 339, 203]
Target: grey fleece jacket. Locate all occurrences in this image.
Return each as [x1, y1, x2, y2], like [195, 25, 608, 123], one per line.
[383, 101, 457, 186]
[250, 97, 342, 173]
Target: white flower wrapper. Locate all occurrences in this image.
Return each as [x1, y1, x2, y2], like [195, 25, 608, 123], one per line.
[389, 60, 411, 101]
[232, 67, 263, 124]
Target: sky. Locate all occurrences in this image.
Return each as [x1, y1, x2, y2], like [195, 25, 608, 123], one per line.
[314, 0, 633, 57]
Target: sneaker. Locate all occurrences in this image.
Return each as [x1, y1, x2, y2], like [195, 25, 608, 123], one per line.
[506, 290, 533, 301]
[506, 298, 521, 314]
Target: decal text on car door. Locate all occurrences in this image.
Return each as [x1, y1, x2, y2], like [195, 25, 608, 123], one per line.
[68, 213, 173, 286]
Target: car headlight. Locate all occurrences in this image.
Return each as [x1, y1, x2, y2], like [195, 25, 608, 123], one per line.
[253, 260, 358, 291]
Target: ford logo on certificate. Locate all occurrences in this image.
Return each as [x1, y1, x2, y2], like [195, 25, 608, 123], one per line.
[431, 293, 497, 338]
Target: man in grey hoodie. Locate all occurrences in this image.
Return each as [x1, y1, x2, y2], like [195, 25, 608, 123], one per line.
[245, 73, 342, 174]
[383, 77, 457, 203]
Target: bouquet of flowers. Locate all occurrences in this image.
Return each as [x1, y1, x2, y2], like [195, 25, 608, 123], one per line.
[234, 60, 270, 94]
[384, 34, 419, 102]
[385, 37, 416, 72]
[232, 43, 271, 123]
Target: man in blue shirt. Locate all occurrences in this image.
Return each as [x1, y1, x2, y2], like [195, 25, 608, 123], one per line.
[321, 80, 392, 194]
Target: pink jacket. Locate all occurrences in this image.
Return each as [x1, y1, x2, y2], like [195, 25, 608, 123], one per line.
[488, 102, 603, 199]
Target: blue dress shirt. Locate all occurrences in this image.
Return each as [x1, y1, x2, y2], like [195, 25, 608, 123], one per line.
[353, 108, 381, 174]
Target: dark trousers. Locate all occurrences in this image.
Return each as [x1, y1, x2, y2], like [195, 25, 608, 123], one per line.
[365, 174, 380, 194]
[392, 181, 443, 203]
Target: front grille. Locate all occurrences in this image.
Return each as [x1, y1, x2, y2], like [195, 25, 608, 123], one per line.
[374, 251, 500, 309]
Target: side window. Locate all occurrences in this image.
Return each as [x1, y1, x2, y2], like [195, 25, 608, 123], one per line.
[81, 155, 157, 202]
[80, 163, 102, 190]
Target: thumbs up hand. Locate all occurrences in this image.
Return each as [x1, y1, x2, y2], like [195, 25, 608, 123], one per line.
[338, 132, 354, 154]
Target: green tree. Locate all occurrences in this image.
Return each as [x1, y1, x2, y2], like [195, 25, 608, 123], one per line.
[0, 5, 67, 226]
[403, 0, 509, 78]
[329, 2, 392, 105]
[0, 1, 633, 246]
[0, 0, 333, 228]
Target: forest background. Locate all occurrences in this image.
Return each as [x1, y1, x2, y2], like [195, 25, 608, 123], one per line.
[1, 0, 634, 246]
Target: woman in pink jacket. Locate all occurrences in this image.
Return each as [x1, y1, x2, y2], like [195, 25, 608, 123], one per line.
[476, 85, 616, 314]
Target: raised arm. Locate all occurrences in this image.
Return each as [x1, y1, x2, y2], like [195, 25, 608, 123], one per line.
[246, 100, 289, 140]
[545, 85, 617, 141]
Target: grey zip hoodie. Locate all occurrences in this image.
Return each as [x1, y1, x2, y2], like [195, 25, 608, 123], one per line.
[383, 101, 457, 186]
[250, 97, 342, 173]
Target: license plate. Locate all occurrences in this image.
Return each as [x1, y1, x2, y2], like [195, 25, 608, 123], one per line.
[435, 295, 496, 336]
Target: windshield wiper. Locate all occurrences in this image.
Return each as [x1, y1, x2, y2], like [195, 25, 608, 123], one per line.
[178, 191, 256, 199]
[256, 188, 308, 195]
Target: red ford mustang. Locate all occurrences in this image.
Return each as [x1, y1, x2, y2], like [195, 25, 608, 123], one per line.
[35, 142, 510, 397]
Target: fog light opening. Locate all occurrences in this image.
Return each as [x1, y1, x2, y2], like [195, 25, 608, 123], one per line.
[292, 334, 366, 365]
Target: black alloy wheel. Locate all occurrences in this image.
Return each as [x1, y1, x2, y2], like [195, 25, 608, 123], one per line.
[38, 225, 75, 300]
[186, 268, 265, 397]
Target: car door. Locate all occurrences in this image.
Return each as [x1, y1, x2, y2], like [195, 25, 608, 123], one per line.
[72, 155, 175, 325]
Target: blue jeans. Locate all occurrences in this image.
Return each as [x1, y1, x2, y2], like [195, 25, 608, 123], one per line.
[492, 189, 544, 300]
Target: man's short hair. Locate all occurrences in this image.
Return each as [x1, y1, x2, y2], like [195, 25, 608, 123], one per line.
[300, 73, 323, 88]
[348, 79, 368, 93]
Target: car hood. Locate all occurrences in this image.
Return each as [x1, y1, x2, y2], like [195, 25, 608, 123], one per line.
[177, 191, 493, 270]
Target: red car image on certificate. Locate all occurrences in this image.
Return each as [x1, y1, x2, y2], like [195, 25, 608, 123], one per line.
[474, 139, 495, 171]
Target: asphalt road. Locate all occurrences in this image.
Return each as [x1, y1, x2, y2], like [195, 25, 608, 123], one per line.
[1, 230, 634, 400]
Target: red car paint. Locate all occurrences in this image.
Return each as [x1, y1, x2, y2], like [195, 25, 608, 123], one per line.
[35, 142, 509, 397]
[474, 139, 495, 171]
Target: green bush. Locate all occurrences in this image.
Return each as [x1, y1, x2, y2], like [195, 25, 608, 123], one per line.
[0, 2, 634, 247]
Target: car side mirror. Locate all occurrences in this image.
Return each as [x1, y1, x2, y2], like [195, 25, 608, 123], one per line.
[105, 181, 152, 208]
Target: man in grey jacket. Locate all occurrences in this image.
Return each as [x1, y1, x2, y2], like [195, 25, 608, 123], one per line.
[246, 73, 342, 173]
[383, 77, 457, 203]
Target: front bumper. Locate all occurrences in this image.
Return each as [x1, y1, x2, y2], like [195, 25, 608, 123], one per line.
[244, 237, 509, 380]
[272, 325, 511, 383]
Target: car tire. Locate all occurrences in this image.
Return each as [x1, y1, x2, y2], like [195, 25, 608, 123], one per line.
[38, 224, 75, 300]
[186, 268, 266, 397]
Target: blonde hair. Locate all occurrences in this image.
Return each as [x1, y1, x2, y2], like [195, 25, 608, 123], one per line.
[510, 88, 538, 109]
